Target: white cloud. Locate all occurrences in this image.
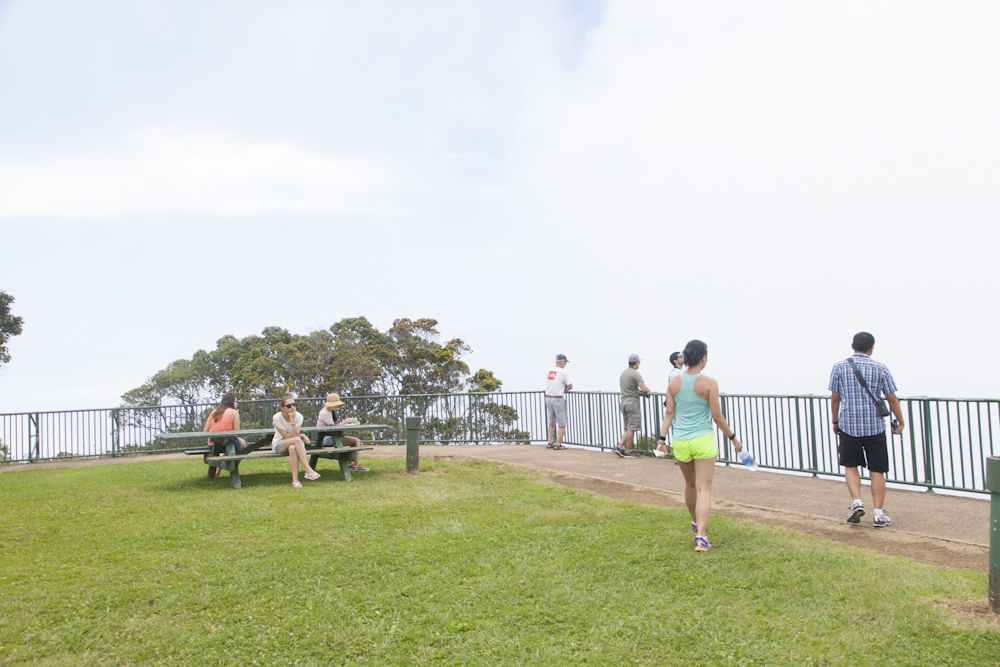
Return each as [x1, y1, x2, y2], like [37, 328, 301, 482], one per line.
[0, 128, 400, 218]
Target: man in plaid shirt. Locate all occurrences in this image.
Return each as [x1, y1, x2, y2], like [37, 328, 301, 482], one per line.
[829, 332, 905, 528]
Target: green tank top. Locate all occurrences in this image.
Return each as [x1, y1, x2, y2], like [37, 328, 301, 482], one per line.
[673, 373, 713, 440]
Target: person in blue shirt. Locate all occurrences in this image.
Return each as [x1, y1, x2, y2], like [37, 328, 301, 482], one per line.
[829, 332, 905, 528]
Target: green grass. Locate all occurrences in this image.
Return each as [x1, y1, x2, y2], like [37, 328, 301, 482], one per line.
[0, 456, 997, 666]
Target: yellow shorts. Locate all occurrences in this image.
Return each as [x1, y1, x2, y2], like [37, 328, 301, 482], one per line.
[672, 433, 718, 462]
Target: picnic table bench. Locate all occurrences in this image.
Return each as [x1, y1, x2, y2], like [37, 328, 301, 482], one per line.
[158, 424, 387, 489]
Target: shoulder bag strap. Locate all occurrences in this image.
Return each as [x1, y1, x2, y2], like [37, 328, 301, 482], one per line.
[847, 358, 881, 407]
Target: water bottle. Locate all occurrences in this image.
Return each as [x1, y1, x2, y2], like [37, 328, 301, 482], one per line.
[737, 450, 758, 471]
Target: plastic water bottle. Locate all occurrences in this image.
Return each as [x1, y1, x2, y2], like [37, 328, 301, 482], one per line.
[737, 450, 758, 471]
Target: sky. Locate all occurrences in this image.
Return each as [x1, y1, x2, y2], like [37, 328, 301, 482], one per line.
[1, 1, 998, 414]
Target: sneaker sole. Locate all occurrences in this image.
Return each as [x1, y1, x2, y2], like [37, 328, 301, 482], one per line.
[873, 520, 892, 528]
[847, 506, 865, 524]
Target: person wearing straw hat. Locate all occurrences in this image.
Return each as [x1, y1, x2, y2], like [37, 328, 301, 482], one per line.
[317, 393, 368, 472]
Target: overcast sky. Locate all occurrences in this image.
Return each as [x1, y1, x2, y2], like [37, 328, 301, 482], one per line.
[2, 1, 998, 413]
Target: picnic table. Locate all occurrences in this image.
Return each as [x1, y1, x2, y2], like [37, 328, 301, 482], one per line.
[158, 424, 387, 489]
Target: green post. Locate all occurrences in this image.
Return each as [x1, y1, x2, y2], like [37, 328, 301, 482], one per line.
[406, 417, 420, 473]
[987, 456, 1000, 614]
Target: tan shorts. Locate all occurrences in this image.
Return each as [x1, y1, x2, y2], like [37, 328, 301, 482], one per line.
[620, 399, 641, 431]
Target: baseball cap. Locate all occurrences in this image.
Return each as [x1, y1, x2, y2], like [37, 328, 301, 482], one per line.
[628, 353, 641, 364]
[555, 354, 569, 362]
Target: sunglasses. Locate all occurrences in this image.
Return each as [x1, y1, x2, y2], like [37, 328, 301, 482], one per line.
[283, 402, 296, 408]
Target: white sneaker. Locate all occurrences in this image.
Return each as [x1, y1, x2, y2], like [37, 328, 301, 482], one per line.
[873, 513, 892, 528]
[847, 501, 865, 524]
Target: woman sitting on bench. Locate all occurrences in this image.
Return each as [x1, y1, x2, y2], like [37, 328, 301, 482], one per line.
[272, 395, 321, 488]
[204, 392, 246, 452]
[317, 392, 368, 472]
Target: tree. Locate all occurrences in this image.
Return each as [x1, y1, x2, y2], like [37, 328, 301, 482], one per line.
[381, 318, 471, 395]
[0, 290, 24, 368]
[468, 369, 502, 393]
[121, 316, 497, 406]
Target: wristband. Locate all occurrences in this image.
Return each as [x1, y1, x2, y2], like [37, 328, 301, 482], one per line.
[832, 421, 838, 424]
[657, 436, 665, 441]
[728, 432, 736, 441]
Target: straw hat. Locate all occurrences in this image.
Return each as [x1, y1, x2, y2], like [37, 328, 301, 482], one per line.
[324, 393, 346, 409]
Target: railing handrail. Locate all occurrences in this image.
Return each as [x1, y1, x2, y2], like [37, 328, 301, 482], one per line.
[2, 391, 998, 495]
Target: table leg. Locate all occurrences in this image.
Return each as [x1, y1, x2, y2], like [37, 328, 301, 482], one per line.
[339, 453, 354, 482]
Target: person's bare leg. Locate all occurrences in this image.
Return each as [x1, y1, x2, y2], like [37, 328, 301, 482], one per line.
[282, 441, 300, 483]
[692, 457, 717, 537]
[623, 430, 635, 452]
[293, 441, 317, 476]
[555, 426, 565, 447]
[870, 472, 886, 509]
[845, 467, 862, 501]
[678, 460, 697, 523]
[547, 424, 555, 446]
[344, 436, 361, 465]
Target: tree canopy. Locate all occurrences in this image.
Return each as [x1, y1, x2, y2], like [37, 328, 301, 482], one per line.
[121, 317, 502, 406]
[0, 291, 24, 368]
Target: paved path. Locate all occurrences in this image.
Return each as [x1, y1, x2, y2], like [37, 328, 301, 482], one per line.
[370, 444, 992, 572]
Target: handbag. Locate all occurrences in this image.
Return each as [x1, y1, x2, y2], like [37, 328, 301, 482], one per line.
[847, 358, 892, 418]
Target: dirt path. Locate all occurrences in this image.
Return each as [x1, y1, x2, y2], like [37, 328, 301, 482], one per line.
[546, 472, 988, 573]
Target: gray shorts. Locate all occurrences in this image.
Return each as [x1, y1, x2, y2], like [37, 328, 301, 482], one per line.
[546, 397, 568, 427]
[620, 398, 641, 432]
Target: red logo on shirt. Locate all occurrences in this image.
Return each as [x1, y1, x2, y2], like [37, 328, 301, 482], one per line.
[548, 371, 557, 380]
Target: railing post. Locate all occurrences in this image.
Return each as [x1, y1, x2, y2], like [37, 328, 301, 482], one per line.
[28, 413, 39, 462]
[987, 456, 1000, 614]
[923, 401, 935, 487]
[406, 417, 420, 473]
[111, 409, 121, 457]
[808, 399, 819, 478]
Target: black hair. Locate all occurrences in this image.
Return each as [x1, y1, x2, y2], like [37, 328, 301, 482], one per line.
[669, 351, 682, 367]
[683, 340, 708, 368]
[852, 332, 875, 353]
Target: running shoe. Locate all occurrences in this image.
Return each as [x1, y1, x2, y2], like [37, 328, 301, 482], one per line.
[621, 450, 639, 459]
[691, 522, 697, 534]
[349, 463, 370, 472]
[873, 513, 892, 528]
[846, 501, 865, 524]
[695, 536, 712, 552]
[614, 447, 626, 458]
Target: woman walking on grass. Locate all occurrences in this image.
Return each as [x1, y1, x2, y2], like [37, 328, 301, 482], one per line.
[272, 395, 321, 488]
[657, 340, 743, 551]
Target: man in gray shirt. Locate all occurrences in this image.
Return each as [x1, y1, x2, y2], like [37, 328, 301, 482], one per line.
[616, 353, 652, 458]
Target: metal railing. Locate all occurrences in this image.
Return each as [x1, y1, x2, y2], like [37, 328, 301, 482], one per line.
[0, 391, 547, 462]
[2, 390, 998, 494]
[561, 392, 1000, 494]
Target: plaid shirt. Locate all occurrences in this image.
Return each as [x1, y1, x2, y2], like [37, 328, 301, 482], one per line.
[829, 353, 898, 437]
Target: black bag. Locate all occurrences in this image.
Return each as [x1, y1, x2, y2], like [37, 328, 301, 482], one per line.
[847, 358, 891, 418]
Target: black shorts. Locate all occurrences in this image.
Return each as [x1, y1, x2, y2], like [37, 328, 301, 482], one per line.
[837, 431, 889, 474]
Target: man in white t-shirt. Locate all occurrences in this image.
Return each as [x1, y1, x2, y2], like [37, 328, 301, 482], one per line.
[545, 354, 573, 450]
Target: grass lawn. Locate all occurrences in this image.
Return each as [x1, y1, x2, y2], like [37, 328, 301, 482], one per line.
[0, 455, 997, 666]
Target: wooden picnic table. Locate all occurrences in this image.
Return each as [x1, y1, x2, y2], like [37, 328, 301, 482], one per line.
[158, 424, 387, 489]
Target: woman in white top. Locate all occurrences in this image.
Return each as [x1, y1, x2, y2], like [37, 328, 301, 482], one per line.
[272, 395, 321, 488]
